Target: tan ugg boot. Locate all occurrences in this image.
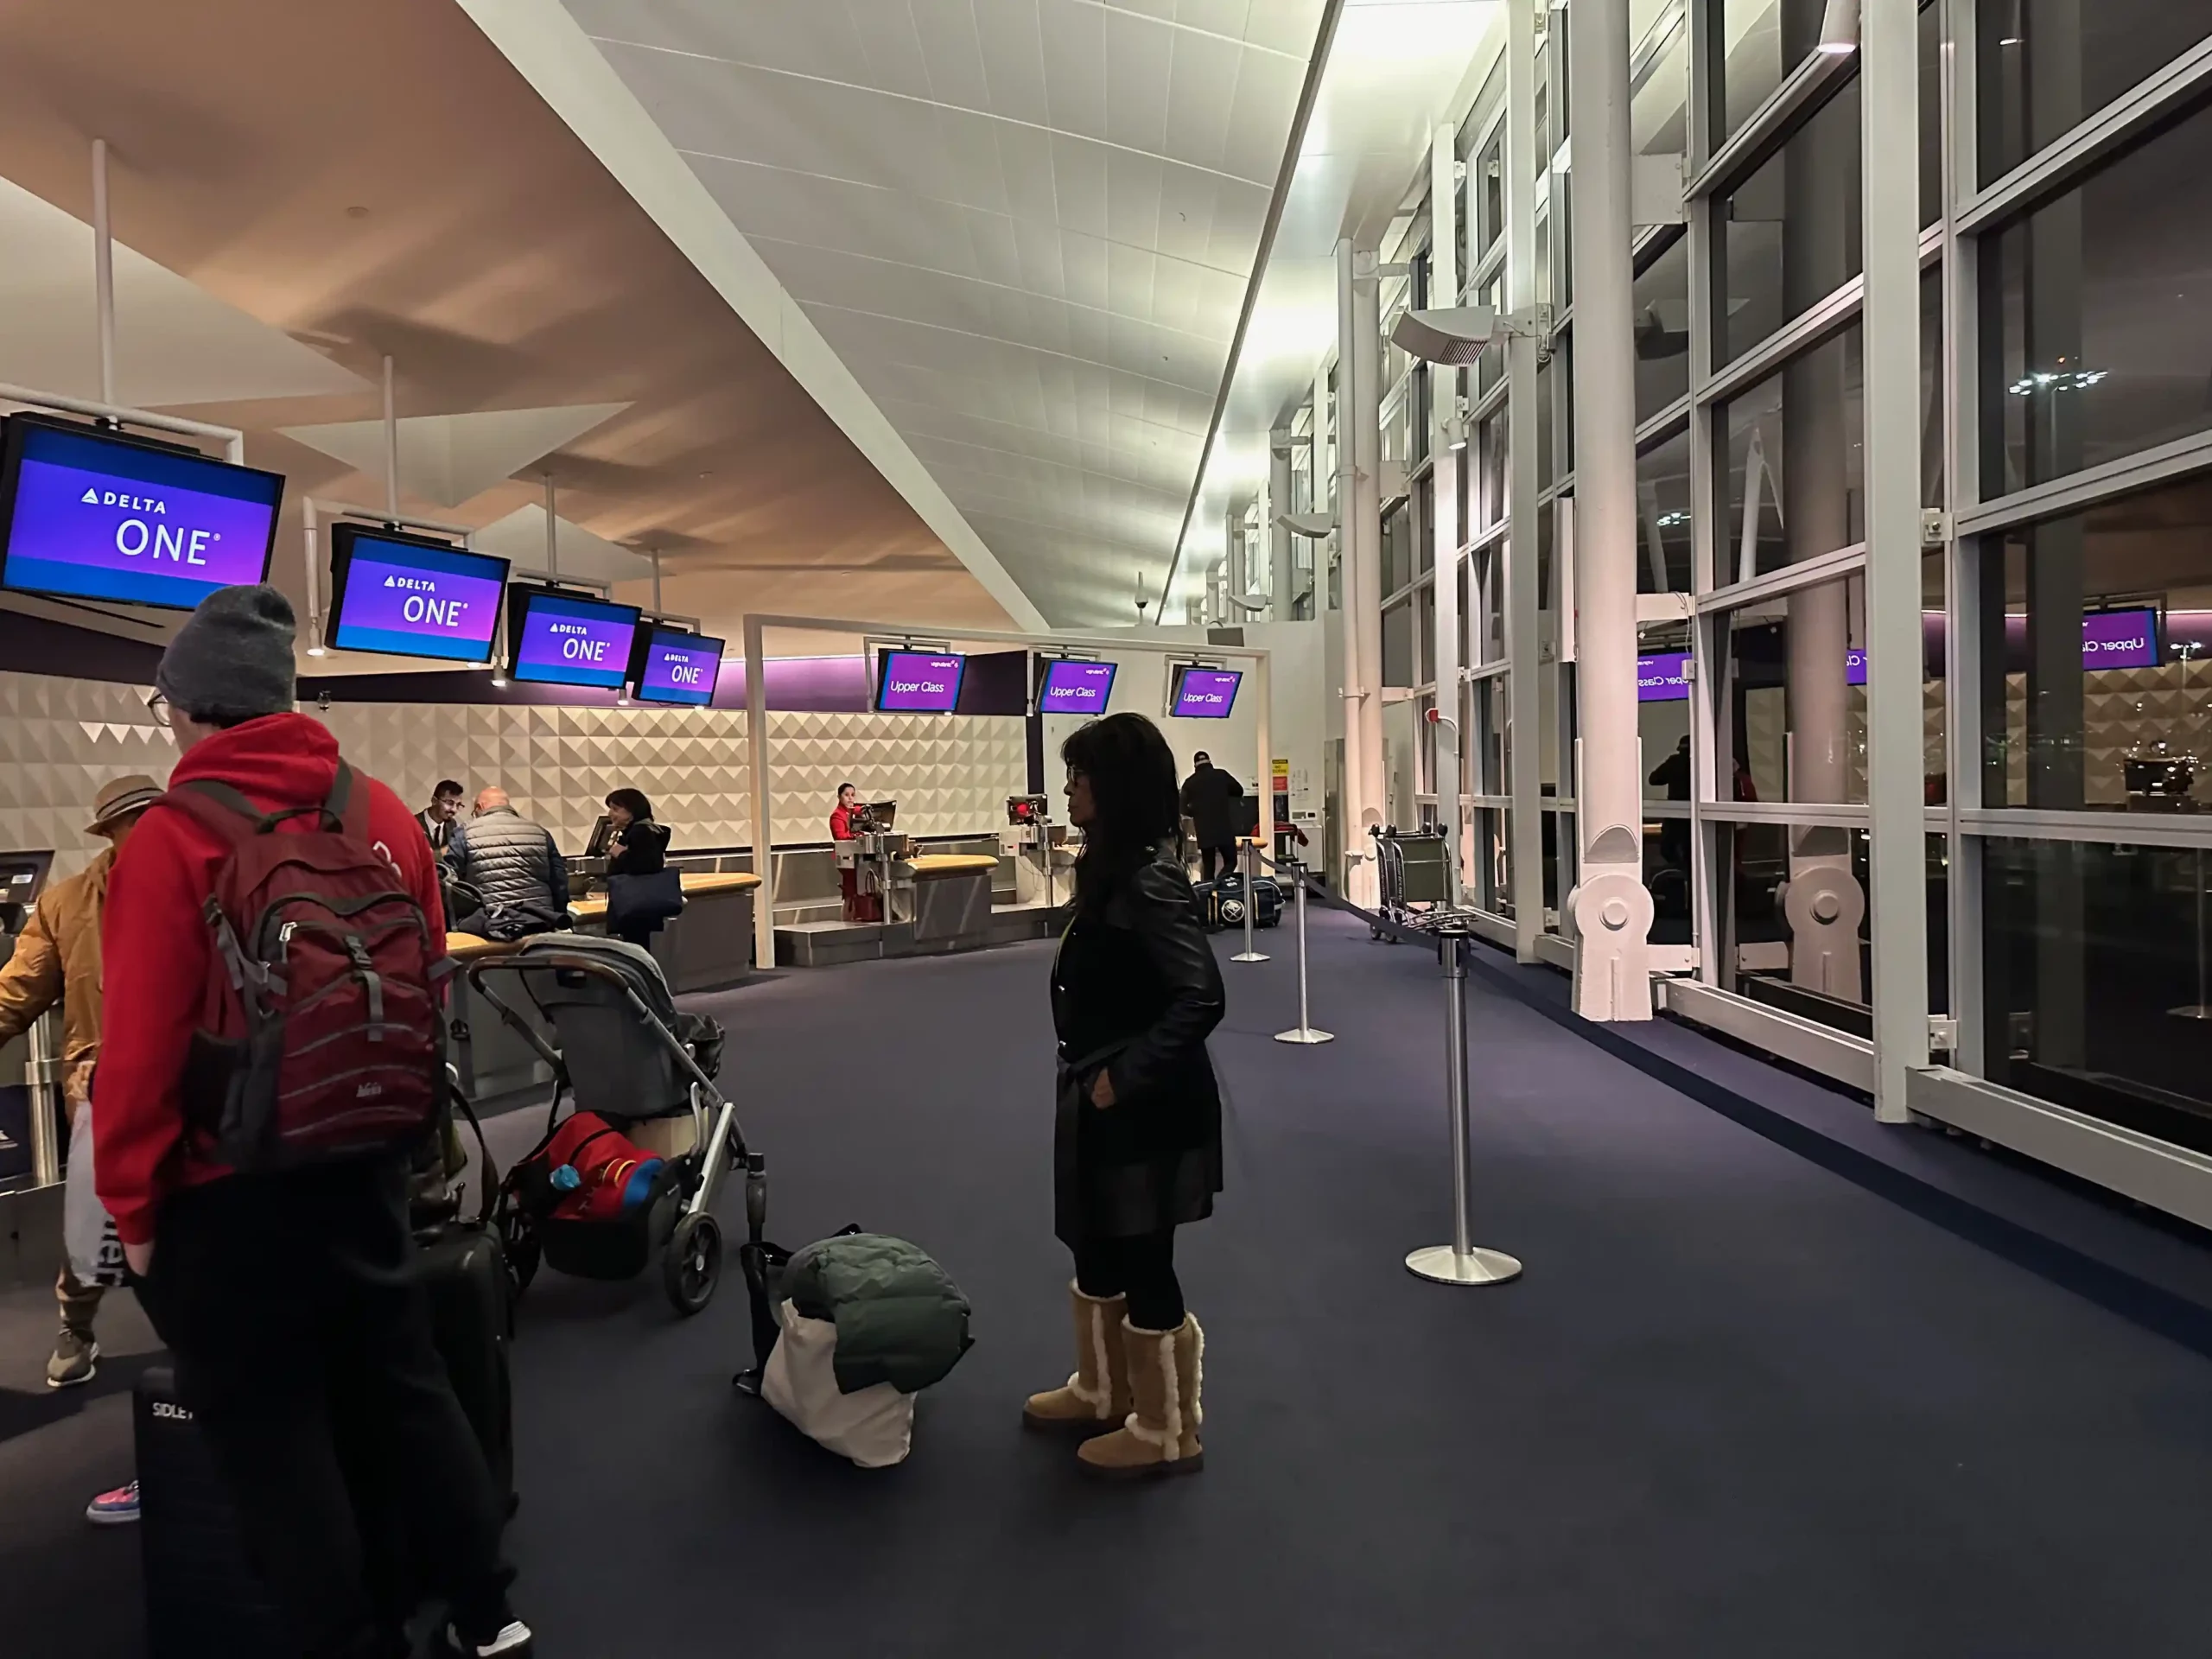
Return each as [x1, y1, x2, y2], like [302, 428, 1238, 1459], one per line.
[1023, 1285, 1130, 1436]
[1077, 1314, 1205, 1479]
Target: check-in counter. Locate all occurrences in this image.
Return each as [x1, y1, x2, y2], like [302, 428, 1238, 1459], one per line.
[904, 855, 996, 951]
[567, 871, 760, 994]
[445, 932, 554, 1105]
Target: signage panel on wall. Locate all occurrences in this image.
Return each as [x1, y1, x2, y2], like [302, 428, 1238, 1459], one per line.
[0, 415, 283, 612]
[875, 650, 966, 713]
[1171, 665, 1243, 718]
[1038, 657, 1117, 714]
[327, 525, 507, 663]
[633, 626, 724, 707]
[508, 588, 642, 689]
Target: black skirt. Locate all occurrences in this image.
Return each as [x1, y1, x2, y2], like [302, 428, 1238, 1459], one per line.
[1053, 1060, 1221, 1246]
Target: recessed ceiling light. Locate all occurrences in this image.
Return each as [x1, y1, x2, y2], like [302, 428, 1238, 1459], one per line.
[345, 205, 370, 219]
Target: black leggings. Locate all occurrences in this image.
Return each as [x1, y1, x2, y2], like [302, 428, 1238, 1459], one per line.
[1072, 1230, 1184, 1331]
[1199, 843, 1237, 882]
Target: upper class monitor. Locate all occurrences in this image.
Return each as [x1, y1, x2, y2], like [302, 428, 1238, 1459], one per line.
[1038, 657, 1117, 715]
[1636, 652, 1693, 702]
[507, 588, 642, 690]
[632, 626, 724, 707]
[1170, 664, 1242, 719]
[327, 525, 508, 663]
[875, 649, 966, 713]
[0, 414, 284, 612]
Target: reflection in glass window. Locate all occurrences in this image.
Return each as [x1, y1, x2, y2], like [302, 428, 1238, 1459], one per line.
[1636, 426, 1694, 594]
[1716, 79, 1863, 366]
[1977, 3, 2212, 185]
[1717, 571, 1870, 806]
[1634, 232, 1692, 422]
[1717, 822, 1873, 1030]
[1383, 597, 1416, 689]
[1719, 325, 1866, 581]
[1981, 837, 2212, 1155]
[1713, 0, 1836, 143]
[1982, 101, 2212, 499]
[1978, 474, 2212, 812]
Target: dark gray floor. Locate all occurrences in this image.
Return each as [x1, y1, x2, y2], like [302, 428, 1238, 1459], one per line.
[7, 912, 2212, 1656]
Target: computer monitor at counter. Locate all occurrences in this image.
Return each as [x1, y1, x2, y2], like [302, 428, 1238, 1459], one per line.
[582, 815, 613, 859]
[854, 801, 898, 832]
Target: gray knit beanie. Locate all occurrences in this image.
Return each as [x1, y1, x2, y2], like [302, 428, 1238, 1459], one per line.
[156, 583, 298, 721]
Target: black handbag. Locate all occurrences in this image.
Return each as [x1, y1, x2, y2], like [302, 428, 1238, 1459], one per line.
[607, 868, 685, 937]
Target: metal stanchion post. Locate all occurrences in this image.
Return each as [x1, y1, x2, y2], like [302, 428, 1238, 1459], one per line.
[1232, 837, 1268, 963]
[1274, 858, 1333, 1045]
[25, 1008, 63, 1187]
[1405, 924, 1521, 1286]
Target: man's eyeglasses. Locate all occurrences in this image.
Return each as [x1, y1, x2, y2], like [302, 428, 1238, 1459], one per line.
[144, 690, 170, 729]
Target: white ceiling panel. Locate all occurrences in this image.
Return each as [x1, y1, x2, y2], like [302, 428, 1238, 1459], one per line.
[563, 0, 1330, 626]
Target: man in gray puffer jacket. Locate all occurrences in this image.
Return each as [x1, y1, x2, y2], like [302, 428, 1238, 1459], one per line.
[444, 787, 570, 940]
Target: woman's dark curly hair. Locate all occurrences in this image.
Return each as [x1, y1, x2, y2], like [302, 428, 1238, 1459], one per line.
[1062, 712, 1181, 910]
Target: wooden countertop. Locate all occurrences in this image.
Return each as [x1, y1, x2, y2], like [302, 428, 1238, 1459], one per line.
[906, 854, 1000, 878]
[446, 932, 512, 962]
[568, 869, 761, 920]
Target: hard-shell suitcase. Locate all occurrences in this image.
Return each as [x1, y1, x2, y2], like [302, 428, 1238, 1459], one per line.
[133, 1367, 288, 1659]
[416, 1216, 517, 1508]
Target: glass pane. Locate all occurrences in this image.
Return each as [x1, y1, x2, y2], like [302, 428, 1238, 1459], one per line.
[1717, 324, 1866, 582]
[1978, 472, 2212, 811]
[1713, 0, 1850, 145]
[1478, 411, 1509, 530]
[1718, 821, 1873, 1033]
[1416, 474, 1436, 578]
[1718, 571, 1869, 806]
[1640, 623, 1696, 804]
[1980, 837, 2212, 1154]
[1927, 833, 1951, 1018]
[1634, 232, 1692, 422]
[1476, 276, 1506, 397]
[1418, 582, 1437, 683]
[1636, 425, 1694, 594]
[1976, 2, 2212, 185]
[1478, 136, 1505, 258]
[1716, 79, 1863, 367]
[1383, 596, 1416, 689]
[1473, 675, 1509, 793]
[1918, 0, 1943, 227]
[1536, 358, 1556, 489]
[1382, 499, 1414, 598]
[1474, 806, 1511, 913]
[1981, 101, 2212, 499]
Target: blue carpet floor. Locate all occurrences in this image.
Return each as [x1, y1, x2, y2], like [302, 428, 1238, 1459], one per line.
[9, 912, 2212, 1656]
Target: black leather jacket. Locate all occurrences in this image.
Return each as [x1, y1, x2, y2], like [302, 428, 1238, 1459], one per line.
[1051, 842, 1224, 1240]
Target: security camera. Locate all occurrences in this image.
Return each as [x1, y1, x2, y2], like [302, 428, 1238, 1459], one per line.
[1389, 306, 1500, 367]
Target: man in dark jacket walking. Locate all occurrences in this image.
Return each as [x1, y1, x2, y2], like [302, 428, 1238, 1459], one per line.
[444, 788, 569, 940]
[1179, 752, 1244, 881]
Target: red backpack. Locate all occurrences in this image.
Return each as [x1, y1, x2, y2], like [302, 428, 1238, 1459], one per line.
[162, 760, 448, 1171]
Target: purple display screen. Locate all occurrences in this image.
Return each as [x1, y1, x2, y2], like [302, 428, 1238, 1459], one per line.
[1847, 648, 1869, 686]
[328, 528, 507, 663]
[0, 417, 282, 612]
[2082, 607, 2159, 668]
[510, 590, 640, 689]
[1039, 658, 1117, 713]
[1172, 666, 1242, 718]
[875, 651, 966, 713]
[1637, 652, 1693, 702]
[635, 628, 723, 707]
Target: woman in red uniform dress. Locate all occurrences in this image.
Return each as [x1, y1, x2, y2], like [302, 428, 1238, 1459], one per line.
[830, 782, 876, 922]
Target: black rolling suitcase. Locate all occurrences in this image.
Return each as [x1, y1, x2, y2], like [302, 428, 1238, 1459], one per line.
[416, 1091, 518, 1508]
[134, 1367, 288, 1659]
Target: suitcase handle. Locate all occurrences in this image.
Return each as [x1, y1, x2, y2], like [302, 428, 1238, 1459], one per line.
[448, 1071, 499, 1229]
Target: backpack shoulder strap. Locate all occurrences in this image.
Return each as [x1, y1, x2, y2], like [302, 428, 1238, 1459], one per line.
[326, 760, 363, 838]
[157, 781, 264, 844]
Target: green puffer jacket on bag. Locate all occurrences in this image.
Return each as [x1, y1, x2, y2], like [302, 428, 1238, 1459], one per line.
[782, 1232, 974, 1396]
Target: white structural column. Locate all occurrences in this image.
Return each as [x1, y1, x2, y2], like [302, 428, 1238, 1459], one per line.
[1862, 0, 1929, 1119]
[1567, 0, 1654, 1020]
[1504, 0, 1545, 957]
[1337, 237, 1388, 905]
[1428, 124, 1464, 903]
[1269, 429, 1293, 622]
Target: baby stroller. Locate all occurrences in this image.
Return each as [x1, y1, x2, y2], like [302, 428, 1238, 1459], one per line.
[461, 934, 766, 1316]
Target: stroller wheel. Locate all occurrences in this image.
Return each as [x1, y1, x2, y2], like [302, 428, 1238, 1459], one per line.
[664, 1211, 722, 1318]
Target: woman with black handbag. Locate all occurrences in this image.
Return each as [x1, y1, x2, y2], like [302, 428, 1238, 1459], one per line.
[1023, 712, 1224, 1479]
[601, 789, 681, 950]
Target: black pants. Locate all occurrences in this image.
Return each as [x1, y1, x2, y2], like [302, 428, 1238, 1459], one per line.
[1199, 842, 1238, 882]
[614, 920, 658, 950]
[138, 1159, 514, 1659]
[1073, 1229, 1184, 1331]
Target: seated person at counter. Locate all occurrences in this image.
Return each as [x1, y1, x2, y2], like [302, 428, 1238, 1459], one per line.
[830, 781, 879, 923]
[443, 786, 569, 941]
[602, 788, 679, 950]
[416, 778, 465, 855]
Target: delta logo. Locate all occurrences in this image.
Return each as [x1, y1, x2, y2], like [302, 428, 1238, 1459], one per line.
[79, 487, 167, 512]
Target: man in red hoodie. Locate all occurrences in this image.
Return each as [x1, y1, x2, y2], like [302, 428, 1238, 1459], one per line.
[95, 585, 531, 1659]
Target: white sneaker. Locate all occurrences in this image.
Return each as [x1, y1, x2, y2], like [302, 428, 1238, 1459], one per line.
[442, 1620, 533, 1658]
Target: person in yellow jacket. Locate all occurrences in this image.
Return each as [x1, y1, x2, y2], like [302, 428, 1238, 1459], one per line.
[0, 774, 162, 1389]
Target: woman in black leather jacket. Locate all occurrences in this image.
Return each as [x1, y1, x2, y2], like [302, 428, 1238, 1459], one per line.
[603, 788, 674, 948]
[1024, 712, 1223, 1479]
